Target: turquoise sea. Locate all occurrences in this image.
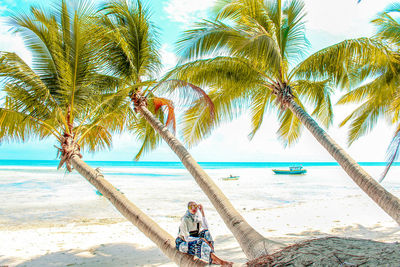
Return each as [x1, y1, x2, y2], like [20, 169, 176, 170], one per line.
[0, 159, 398, 168]
[1, 159, 400, 230]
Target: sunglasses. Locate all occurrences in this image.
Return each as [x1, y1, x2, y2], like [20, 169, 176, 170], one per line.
[189, 204, 198, 209]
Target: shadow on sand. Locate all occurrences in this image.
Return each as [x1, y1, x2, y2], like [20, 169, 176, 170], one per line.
[284, 224, 400, 240]
[13, 242, 171, 267]
[213, 235, 247, 263]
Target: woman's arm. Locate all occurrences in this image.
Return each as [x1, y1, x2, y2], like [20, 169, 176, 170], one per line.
[198, 204, 209, 229]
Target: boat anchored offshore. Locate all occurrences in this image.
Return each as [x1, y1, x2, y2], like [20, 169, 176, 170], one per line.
[222, 175, 240, 180]
[272, 166, 307, 175]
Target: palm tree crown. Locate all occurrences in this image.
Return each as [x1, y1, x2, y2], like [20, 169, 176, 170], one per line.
[97, 0, 215, 160]
[0, 0, 129, 169]
[334, 4, 400, 180]
[172, 0, 334, 147]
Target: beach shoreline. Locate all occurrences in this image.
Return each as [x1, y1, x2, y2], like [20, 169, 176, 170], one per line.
[1, 163, 400, 266]
[2, 194, 400, 266]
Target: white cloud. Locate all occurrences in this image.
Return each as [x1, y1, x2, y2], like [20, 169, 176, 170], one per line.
[159, 43, 178, 74]
[0, 18, 32, 102]
[163, 0, 216, 26]
[163, 0, 396, 36]
[0, 18, 32, 65]
[304, 0, 396, 38]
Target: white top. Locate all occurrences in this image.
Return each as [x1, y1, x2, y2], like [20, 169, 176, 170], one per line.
[178, 210, 209, 241]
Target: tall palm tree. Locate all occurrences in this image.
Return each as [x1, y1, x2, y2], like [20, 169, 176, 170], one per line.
[0, 1, 205, 265]
[98, 0, 284, 259]
[171, 0, 400, 225]
[334, 4, 400, 182]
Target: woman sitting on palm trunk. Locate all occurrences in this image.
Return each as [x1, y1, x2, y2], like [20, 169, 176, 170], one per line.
[175, 201, 233, 266]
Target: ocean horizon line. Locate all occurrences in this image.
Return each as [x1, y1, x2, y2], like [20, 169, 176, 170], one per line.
[0, 159, 396, 169]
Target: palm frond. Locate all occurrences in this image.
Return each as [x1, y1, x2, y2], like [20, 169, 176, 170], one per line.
[373, 3, 400, 45]
[280, 0, 309, 62]
[167, 55, 272, 146]
[128, 109, 162, 161]
[76, 92, 131, 146]
[293, 38, 393, 88]
[180, 88, 246, 147]
[78, 124, 112, 152]
[153, 79, 215, 120]
[380, 127, 400, 182]
[216, 0, 262, 20]
[197, 0, 283, 72]
[0, 52, 58, 119]
[248, 86, 274, 139]
[232, 32, 281, 72]
[99, 0, 161, 80]
[151, 96, 176, 133]
[294, 79, 333, 128]
[177, 19, 243, 62]
[216, 0, 277, 38]
[263, 0, 281, 36]
[1, 0, 128, 157]
[166, 56, 267, 96]
[339, 103, 386, 145]
[276, 99, 304, 146]
[337, 72, 396, 105]
[0, 107, 57, 142]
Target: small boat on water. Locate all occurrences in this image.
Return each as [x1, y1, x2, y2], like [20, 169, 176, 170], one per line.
[222, 175, 240, 180]
[272, 166, 307, 175]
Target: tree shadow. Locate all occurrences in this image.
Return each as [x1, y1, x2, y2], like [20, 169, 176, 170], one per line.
[214, 235, 247, 263]
[330, 223, 400, 241]
[283, 224, 400, 243]
[13, 242, 172, 267]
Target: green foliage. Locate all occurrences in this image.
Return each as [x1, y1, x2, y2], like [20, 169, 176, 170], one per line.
[0, 0, 127, 153]
[98, 0, 161, 82]
[97, 0, 217, 159]
[294, 38, 394, 89]
[129, 96, 163, 160]
[97, 0, 179, 160]
[294, 79, 333, 128]
[331, 6, 400, 146]
[172, 0, 334, 146]
[373, 3, 400, 46]
[316, 3, 400, 179]
[338, 70, 398, 145]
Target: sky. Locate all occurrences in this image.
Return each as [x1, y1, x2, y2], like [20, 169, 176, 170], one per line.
[0, 0, 397, 162]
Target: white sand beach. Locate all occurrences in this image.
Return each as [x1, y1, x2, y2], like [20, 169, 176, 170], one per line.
[1, 164, 399, 266]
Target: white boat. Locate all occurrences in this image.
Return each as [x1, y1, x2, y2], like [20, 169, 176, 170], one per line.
[221, 175, 240, 180]
[272, 166, 307, 175]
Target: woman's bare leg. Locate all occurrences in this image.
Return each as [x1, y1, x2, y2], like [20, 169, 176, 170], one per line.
[210, 253, 233, 266]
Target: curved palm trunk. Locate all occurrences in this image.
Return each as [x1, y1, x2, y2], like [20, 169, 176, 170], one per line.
[70, 155, 206, 266]
[287, 99, 400, 224]
[138, 105, 284, 260]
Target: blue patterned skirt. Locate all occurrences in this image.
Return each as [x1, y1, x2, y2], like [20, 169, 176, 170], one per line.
[175, 230, 214, 263]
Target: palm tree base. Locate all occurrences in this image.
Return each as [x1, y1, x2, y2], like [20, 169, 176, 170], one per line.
[247, 236, 400, 266]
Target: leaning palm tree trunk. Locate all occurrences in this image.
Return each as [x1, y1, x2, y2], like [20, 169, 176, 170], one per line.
[137, 105, 284, 260]
[287, 99, 400, 224]
[70, 155, 206, 266]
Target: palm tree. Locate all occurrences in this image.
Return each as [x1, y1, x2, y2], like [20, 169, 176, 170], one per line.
[171, 0, 400, 225]
[333, 4, 400, 183]
[98, 0, 284, 259]
[0, 1, 205, 265]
